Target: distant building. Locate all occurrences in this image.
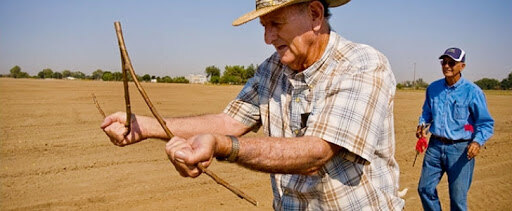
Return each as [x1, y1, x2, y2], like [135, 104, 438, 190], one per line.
[186, 74, 207, 84]
[65, 77, 76, 80]
[151, 79, 157, 83]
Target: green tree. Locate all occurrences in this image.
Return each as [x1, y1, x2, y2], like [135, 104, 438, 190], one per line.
[19, 72, 30, 78]
[205, 65, 221, 82]
[9, 66, 21, 78]
[125, 73, 142, 82]
[142, 74, 151, 82]
[92, 69, 104, 80]
[500, 72, 512, 90]
[161, 76, 172, 83]
[62, 70, 72, 78]
[220, 75, 242, 84]
[52, 72, 63, 79]
[70, 71, 86, 79]
[9, 65, 30, 78]
[474, 78, 500, 90]
[172, 76, 189, 83]
[221, 65, 244, 84]
[242, 64, 256, 83]
[414, 78, 429, 89]
[210, 75, 220, 84]
[38, 68, 54, 79]
[112, 72, 123, 81]
[396, 78, 429, 89]
[102, 71, 114, 81]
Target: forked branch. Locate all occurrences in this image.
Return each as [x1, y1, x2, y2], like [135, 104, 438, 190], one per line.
[113, 21, 258, 206]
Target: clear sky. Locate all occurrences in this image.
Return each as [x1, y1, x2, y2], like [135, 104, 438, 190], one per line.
[1, 0, 511, 83]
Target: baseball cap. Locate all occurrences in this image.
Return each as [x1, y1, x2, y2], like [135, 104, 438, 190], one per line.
[439, 47, 466, 62]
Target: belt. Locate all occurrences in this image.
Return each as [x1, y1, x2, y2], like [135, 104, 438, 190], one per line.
[431, 134, 471, 144]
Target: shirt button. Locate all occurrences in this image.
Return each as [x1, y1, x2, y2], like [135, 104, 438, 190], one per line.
[294, 129, 300, 135]
[295, 97, 300, 102]
[283, 189, 290, 195]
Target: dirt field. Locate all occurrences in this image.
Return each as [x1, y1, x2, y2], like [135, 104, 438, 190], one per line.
[1, 78, 511, 210]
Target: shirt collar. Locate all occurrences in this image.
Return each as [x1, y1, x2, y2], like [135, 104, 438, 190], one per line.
[445, 74, 466, 88]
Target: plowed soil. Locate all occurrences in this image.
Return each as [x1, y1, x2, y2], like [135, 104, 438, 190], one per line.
[1, 78, 511, 210]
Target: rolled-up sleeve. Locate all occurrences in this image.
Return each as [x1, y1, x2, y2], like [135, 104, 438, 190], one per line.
[223, 68, 262, 132]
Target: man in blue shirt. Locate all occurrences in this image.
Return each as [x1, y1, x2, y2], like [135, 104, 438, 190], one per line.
[416, 47, 494, 211]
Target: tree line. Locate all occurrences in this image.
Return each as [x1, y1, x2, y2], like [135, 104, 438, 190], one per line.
[3, 65, 512, 90]
[3, 64, 257, 85]
[3, 65, 189, 83]
[397, 78, 429, 89]
[474, 73, 512, 90]
[205, 64, 256, 85]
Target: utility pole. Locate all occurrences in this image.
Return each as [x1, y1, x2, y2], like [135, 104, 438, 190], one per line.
[413, 62, 416, 89]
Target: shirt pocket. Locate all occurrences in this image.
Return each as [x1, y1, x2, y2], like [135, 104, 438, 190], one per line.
[454, 103, 468, 120]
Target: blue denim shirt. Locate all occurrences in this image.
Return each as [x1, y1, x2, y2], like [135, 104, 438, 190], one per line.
[418, 77, 494, 146]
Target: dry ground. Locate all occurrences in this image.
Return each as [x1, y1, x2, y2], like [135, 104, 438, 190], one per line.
[1, 78, 511, 210]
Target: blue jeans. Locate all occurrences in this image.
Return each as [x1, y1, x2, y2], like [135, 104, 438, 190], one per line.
[417, 137, 475, 211]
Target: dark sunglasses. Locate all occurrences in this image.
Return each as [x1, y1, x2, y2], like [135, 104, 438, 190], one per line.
[440, 60, 458, 67]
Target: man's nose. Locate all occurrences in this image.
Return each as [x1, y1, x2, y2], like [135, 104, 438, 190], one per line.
[264, 26, 276, 45]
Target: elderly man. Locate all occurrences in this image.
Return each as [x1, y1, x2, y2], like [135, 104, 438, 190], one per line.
[416, 48, 494, 210]
[102, 0, 404, 209]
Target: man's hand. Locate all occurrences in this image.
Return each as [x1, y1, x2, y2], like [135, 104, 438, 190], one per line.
[165, 134, 220, 178]
[415, 137, 428, 153]
[467, 141, 481, 160]
[416, 125, 427, 139]
[100, 112, 146, 146]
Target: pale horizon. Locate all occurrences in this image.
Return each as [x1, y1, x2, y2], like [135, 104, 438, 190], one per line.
[1, 0, 511, 83]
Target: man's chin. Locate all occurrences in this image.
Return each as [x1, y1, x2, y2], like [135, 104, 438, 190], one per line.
[443, 71, 453, 77]
[279, 57, 290, 65]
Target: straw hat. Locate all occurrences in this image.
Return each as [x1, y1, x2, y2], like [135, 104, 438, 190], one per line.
[233, 0, 350, 26]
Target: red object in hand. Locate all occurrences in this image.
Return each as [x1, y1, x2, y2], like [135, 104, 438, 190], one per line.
[464, 124, 474, 133]
[415, 137, 428, 153]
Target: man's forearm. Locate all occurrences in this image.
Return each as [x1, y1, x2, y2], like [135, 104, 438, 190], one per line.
[234, 136, 340, 175]
[145, 113, 251, 139]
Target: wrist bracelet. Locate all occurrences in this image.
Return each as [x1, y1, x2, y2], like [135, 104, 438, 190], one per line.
[226, 135, 239, 162]
[216, 135, 239, 162]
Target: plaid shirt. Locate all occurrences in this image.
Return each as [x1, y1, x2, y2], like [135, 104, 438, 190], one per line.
[224, 32, 404, 210]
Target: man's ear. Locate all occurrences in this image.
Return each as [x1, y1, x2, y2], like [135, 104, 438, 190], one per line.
[308, 1, 325, 31]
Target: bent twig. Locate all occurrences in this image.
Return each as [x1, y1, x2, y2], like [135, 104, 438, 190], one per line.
[113, 21, 258, 206]
[412, 152, 419, 167]
[92, 93, 106, 118]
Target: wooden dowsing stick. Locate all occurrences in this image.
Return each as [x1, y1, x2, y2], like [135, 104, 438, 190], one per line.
[113, 21, 258, 206]
[121, 53, 132, 136]
[92, 95, 259, 204]
[92, 93, 106, 118]
[412, 152, 419, 167]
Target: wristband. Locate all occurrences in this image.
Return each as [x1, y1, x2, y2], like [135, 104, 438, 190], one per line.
[226, 135, 239, 162]
[216, 135, 239, 162]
